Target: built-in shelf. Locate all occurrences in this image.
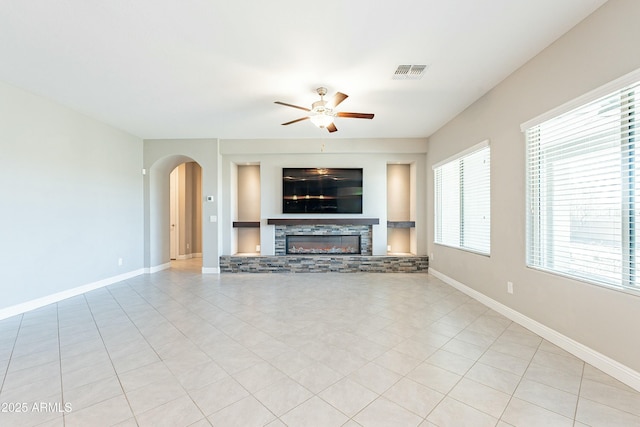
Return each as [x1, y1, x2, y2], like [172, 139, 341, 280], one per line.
[267, 218, 379, 226]
[233, 221, 260, 228]
[387, 221, 415, 228]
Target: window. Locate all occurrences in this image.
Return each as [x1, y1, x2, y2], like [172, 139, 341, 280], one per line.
[434, 141, 490, 254]
[524, 72, 640, 293]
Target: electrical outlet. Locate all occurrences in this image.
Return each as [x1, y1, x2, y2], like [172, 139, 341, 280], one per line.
[118, 258, 123, 266]
[186, 243, 190, 249]
[507, 281, 514, 294]
[430, 252, 434, 260]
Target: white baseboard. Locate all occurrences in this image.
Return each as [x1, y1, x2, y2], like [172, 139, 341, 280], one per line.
[202, 267, 220, 274]
[429, 268, 640, 392]
[0, 268, 145, 321]
[145, 262, 171, 274]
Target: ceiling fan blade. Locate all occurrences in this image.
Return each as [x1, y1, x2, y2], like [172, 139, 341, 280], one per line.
[327, 123, 338, 133]
[274, 101, 311, 112]
[336, 112, 375, 119]
[329, 92, 348, 108]
[281, 116, 310, 126]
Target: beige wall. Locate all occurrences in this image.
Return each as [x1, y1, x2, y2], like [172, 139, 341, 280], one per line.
[0, 79, 143, 314]
[387, 164, 411, 220]
[427, 0, 640, 375]
[237, 165, 261, 221]
[387, 164, 412, 254]
[237, 165, 261, 254]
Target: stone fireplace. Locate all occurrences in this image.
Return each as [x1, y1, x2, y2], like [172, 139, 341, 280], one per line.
[273, 222, 373, 256]
[220, 217, 428, 273]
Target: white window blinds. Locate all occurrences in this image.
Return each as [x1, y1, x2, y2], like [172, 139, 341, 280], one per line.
[525, 75, 640, 293]
[434, 142, 490, 255]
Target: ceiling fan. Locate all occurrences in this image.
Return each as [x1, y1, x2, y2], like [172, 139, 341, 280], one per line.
[275, 87, 374, 133]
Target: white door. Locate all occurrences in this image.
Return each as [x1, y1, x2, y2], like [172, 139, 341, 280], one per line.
[169, 167, 179, 260]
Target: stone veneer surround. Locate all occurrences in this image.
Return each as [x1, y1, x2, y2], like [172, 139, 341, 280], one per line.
[221, 217, 427, 273]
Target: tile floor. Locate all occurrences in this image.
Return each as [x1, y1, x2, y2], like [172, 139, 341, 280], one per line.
[1, 258, 639, 427]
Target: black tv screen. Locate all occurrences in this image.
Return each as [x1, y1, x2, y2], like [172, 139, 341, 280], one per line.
[283, 168, 363, 214]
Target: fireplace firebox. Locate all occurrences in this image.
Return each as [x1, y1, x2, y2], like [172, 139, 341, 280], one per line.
[286, 235, 361, 255]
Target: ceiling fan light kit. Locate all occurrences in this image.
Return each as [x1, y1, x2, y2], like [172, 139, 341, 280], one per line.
[275, 87, 374, 133]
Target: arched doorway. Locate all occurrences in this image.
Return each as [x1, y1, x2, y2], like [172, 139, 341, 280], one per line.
[147, 154, 202, 272]
[143, 139, 220, 274]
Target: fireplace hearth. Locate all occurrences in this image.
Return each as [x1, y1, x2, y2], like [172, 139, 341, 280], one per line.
[286, 235, 361, 255]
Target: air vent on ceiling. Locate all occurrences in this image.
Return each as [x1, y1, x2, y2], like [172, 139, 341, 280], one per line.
[392, 64, 428, 80]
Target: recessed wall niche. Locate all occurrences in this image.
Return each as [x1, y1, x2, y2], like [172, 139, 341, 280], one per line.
[387, 163, 415, 255]
[235, 164, 261, 255]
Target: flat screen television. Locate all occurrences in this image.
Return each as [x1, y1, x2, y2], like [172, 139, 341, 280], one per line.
[283, 168, 363, 214]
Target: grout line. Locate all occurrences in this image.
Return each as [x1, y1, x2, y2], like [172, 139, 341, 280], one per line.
[0, 314, 24, 395]
[80, 292, 137, 424]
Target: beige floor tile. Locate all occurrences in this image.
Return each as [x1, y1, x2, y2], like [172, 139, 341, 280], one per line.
[579, 378, 640, 416]
[449, 377, 511, 418]
[523, 363, 582, 394]
[489, 340, 538, 361]
[208, 395, 275, 427]
[373, 349, 422, 376]
[353, 397, 424, 427]
[232, 361, 287, 394]
[383, 377, 444, 417]
[253, 377, 313, 416]
[406, 361, 462, 394]
[136, 395, 204, 427]
[582, 364, 638, 393]
[575, 396, 640, 426]
[188, 375, 249, 416]
[289, 361, 343, 394]
[425, 349, 475, 376]
[63, 375, 124, 412]
[269, 349, 316, 376]
[497, 328, 543, 348]
[531, 348, 584, 376]
[441, 337, 487, 360]
[280, 396, 349, 427]
[319, 377, 378, 417]
[478, 349, 530, 376]
[173, 360, 228, 391]
[514, 378, 578, 418]
[2, 264, 639, 427]
[454, 329, 498, 348]
[117, 361, 176, 393]
[427, 396, 498, 427]
[464, 362, 521, 395]
[391, 337, 438, 360]
[125, 378, 187, 415]
[63, 395, 133, 427]
[501, 397, 573, 427]
[349, 362, 403, 394]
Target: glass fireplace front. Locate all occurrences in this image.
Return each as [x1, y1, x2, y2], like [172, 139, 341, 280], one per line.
[286, 235, 361, 255]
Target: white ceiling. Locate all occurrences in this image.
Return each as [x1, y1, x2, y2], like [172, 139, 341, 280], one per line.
[0, 0, 607, 140]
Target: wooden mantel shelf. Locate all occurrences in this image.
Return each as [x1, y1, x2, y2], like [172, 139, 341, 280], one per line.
[267, 218, 379, 226]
